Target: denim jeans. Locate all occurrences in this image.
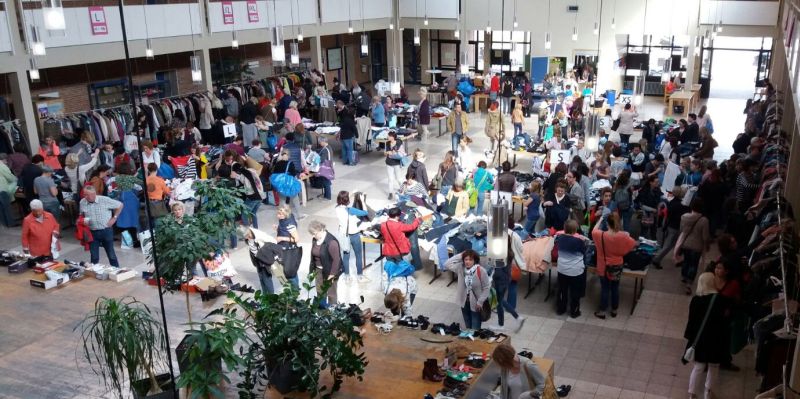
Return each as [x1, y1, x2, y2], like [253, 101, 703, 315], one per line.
[506, 280, 518, 310]
[472, 190, 486, 216]
[451, 133, 462, 155]
[599, 275, 619, 312]
[440, 185, 452, 197]
[89, 227, 120, 267]
[342, 138, 355, 165]
[342, 233, 364, 276]
[257, 267, 275, 294]
[653, 227, 679, 265]
[620, 208, 633, 232]
[681, 249, 702, 282]
[501, 96, 511, 114]
[319, 177, 332, 200]
[513, 123, 523, 136]
[461, 299, 482, 330]
[524, 217, 539, 236]
[243, 199, 261, 228]
[494, 284, 519, 326]
[0, 191, 12, 226]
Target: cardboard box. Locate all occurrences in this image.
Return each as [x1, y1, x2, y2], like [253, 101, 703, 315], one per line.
[33, 261, 64, 274]
[30, 273, 70, 290]
[193, 278, 218, 293]
[108, 268, 136, 282]
[8, 260, 29, 274]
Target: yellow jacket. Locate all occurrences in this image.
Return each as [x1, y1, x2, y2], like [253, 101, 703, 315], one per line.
[445, 190, 470, 218]
[446, 110, 469, 134]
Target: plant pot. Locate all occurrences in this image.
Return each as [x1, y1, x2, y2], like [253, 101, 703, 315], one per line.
[176, 334, 223, 374]
[267, 360, 303, 394]
[131, 373, 175, 399]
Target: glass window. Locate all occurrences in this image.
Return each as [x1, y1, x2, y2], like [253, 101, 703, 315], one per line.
[649, 48, 672, 76]
[477, 42, 484, 72]
[712, 36, 764, 50]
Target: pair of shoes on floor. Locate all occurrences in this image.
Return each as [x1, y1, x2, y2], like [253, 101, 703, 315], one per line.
[556, 384, 572, 397]
[422, 358, 445, 382]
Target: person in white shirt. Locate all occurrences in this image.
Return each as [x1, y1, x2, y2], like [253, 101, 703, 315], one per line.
[570, 138, 593, 165]
[456, 136, 475, 176]
[617, 103, 638, 149]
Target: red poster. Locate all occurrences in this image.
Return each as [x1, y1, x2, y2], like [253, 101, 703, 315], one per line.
[247, 0, 259, 23]
[222, 1, 234, 25]
[88, 6, 108, 35]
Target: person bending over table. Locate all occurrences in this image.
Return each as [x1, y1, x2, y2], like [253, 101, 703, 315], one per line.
[493, 343, 547, 399]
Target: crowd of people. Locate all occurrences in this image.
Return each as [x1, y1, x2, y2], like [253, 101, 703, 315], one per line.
[0, 64, 788, 399]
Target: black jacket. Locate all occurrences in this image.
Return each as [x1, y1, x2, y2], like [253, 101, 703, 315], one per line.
[408, 160, 429, 189]
[339, 116, 358, 140]
[312, 232, 342, 278]
[239, 102, 258, 124]
[684, 294, 730, 363]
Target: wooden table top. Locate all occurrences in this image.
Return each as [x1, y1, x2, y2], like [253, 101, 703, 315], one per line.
[265, 324, 553, 398]
[670, 91, 695, 100]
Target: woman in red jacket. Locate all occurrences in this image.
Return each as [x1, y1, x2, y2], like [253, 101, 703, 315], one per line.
[380, 207, 421, 262]
[592, 212, 637, 319]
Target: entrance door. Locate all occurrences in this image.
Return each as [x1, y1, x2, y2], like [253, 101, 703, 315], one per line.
[371, 38, 386, 81]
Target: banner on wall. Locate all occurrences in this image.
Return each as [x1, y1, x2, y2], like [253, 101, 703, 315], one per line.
[247, 0, 259, 23]
[88, 6, 108, 35]
[222, 1, 234, 25]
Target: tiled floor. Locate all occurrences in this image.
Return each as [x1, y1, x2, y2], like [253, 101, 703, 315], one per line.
[0, 93, 759, 398]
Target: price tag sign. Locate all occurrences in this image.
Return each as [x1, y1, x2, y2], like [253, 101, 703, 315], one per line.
[549, 149, 571, 166]
[222, 1, 234, 25]
[89, 7, 108, 35]
[223, 123, 237, 138]
[247, 0, 259, 23]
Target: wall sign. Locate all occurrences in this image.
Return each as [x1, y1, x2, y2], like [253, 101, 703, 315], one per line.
[327, 47, 343, 71]
[88, 7, 108, 35]
[247, 0, 259, 23]
[222, 1, 234, 25]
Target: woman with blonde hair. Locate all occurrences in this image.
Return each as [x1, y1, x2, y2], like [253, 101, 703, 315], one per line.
[684, 272, 728, 399]
[64, 149, 99, 195]
[511, 102, 525, 138]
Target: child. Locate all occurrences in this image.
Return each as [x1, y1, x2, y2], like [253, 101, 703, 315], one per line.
[512, 102, 525, 137]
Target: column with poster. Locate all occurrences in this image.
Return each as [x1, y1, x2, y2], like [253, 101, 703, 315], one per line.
[247, 0, 259, 23]
[222, 1, 234, 25]
[88, 6, 108, 35]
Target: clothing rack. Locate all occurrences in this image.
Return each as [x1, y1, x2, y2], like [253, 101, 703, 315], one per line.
[50, 103, 133, 118]
[217, 69, 311, 90]
[144, 90, 210, 103]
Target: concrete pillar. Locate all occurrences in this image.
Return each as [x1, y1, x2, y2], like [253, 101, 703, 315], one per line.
[198, 48, 213, 92]
[420, 29, 431, 85]
[483, 31, 492, 73]
[310, 35, 324, 71]
[10, 70, 40, 154]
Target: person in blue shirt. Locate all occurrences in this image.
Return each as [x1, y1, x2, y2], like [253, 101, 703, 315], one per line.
[471, 161, 495, 216]
[371, 96, 386, 127]
[522, 180, 542, 235]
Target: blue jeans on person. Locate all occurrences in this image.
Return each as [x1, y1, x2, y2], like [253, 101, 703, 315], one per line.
[461, 299, 482, 330]
[451, 133, 462, 155]
[506, 280, 518, 310]
[243, 199, 261, 228]
[472, 190, 486, 216]
[257, 267, 275, 294]
[288, 276, 299, 288]
[514, 123, 523, 136]
[681, 249, 702, 282]
[495, 284, 519, 326]
[440, 185, 452, 198]
[620, 208, 633, 231]
[0, 191, 14, 226]
[342, 233, 364, 276]
[524, 217, 539, 236]
[89, 227, 120, 267]
[342, 138, 355, 165]
[320, 177, 332, 200]
[599, 275, 620, 312]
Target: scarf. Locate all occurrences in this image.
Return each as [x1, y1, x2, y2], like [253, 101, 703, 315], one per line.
[464, 266, 477, 290]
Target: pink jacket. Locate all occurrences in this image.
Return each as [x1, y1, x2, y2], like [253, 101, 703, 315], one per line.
[521, 236, 555, 273]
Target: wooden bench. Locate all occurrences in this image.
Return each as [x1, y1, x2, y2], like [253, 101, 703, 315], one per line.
[543, 264, 647, 315]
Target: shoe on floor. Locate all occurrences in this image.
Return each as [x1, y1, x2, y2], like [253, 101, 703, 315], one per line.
[594, 311, 606, 319]
[570, 310, 581, 319]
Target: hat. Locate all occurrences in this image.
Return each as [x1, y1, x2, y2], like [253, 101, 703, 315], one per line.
[30, 199, 44, 210]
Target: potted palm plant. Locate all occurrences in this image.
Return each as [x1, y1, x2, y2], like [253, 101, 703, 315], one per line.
[175, 316, 246, 399]
[223, 276, 368, 398]
[75, 297, 173, 399]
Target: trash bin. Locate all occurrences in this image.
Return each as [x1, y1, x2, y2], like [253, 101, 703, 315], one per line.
[606, 90, 616, 106]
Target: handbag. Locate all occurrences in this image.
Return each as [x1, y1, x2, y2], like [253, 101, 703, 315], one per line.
[601, 232, 623, 282]
[430, 173, 443, 190]
[510, 260, 522, 282]
[279, 240, 303, 279]
[318, 160, 335, 181]
[269, 161, 302, 198]
[674, 215, 702, 262]
[683, 294, 718, 363]
[476, 268, 493, 322]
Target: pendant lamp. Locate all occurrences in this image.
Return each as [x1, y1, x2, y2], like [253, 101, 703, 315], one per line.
[29, 58, 40, 82]
[190, 55, 202, 82]
[272, 26, 285, 63]
[42, 0, 65, 31]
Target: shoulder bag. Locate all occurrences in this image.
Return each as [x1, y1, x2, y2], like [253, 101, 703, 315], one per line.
[674, 215, 702, 262]
[279, 238, 303, 279]
[318, 147, 335, 181]
[383, 221, 410, 257]
[683, 294, 718, 363]
[269, 161, 302, 198]
[601, 232, 623, 282]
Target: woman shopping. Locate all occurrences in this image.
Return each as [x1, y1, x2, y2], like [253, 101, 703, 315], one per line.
[492, 343, 547, 399]
[683, 272, 729, 399]
[335, 191, 369, 284]
[592, 212, 637, 319]
[444, 249, 492, 330]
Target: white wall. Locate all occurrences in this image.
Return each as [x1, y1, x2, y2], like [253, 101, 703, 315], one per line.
[319, 0, 392, 23]
[208, 0, 317, 33]
[0, 12, 13, 53]
[31, 4, 202, 48]
[699, 1, 780, 26]
[399, 0, 458, 19]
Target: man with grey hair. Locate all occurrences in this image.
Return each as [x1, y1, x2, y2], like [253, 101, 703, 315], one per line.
[22, 199, 60, 257]
[308, 221, 342, 308]
[0, 153, 18, 227]
[79, 185, 123, 267]
[33, 166, 61, 220]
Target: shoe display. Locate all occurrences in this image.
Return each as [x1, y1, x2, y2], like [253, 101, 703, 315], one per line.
[422, 359, 445, 382]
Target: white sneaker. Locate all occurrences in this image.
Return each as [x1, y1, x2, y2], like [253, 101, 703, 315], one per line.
[486, 324, 506, 332]
[357, 275, 371, 283]
[343, 274, 353, 283]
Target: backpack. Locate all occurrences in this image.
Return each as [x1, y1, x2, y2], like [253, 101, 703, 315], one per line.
[614, 188, 631, 211]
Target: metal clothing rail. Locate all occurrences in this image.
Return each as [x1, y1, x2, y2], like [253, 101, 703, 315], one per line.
[217, 69, 309, 90]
